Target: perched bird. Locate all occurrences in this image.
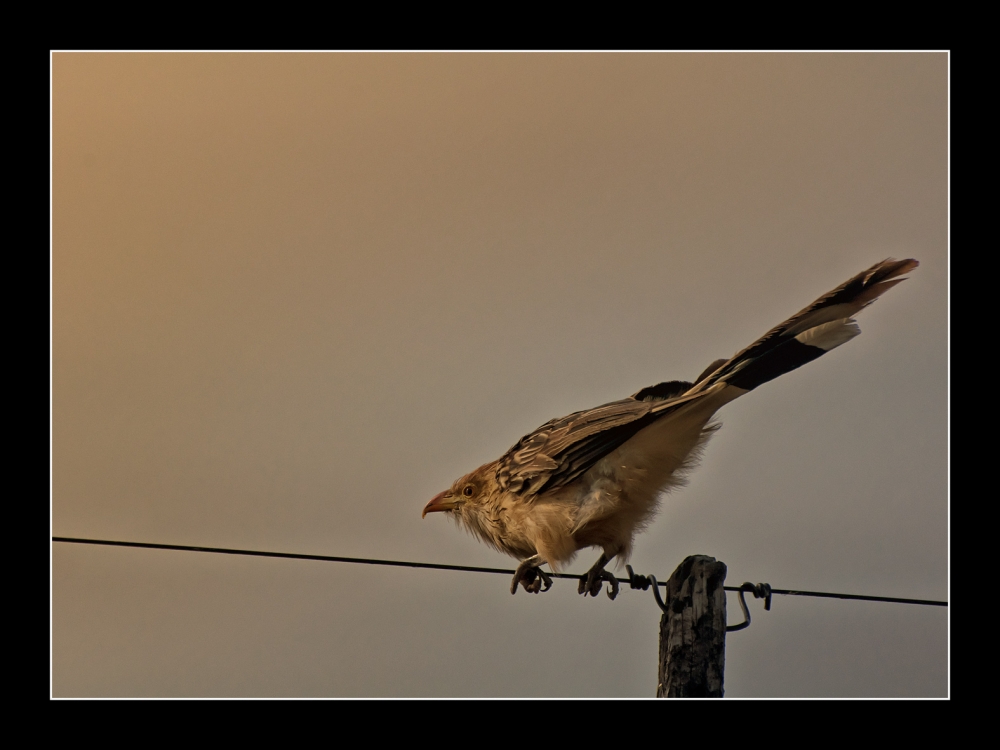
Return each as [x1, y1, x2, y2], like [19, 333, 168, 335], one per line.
[422, 259, 919, 598]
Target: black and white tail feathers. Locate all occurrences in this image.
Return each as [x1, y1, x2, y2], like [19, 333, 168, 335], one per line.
[690, 258, 919, 394]
[632, 259, 918, 403]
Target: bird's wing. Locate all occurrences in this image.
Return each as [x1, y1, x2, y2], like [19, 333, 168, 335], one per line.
[631, 380, 693, 401]
[496, 388, 714, 498]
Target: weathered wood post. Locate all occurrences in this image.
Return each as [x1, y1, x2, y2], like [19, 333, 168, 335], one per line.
[656, 555, 728, 698]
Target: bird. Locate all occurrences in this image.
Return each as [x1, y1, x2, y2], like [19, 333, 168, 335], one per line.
[422, 258, 919, 599]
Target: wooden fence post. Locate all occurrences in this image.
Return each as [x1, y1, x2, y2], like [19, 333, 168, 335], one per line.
[656, 555, 728, 698]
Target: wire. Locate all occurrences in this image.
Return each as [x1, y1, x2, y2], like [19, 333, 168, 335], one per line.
[51, 536, 947, 608]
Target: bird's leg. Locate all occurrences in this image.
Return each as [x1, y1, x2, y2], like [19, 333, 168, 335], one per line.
[510, 555, 553, 595]
[578, 552, 620, 600]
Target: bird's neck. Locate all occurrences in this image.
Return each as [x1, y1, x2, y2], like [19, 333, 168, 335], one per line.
[457, 498, 503, 551]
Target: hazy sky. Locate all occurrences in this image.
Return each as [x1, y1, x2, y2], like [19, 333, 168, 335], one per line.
[52, 52, 948, 697]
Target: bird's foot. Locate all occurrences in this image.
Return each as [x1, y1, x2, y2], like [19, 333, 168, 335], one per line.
[510, 559, 553, 595]
[520, 567, 553, 594]
[578, 568, 620, 600]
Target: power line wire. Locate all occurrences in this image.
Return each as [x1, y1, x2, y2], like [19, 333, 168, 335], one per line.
[51, 536, 947, 608]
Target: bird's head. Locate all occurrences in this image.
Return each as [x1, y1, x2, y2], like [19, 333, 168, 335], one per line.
[422, 463, 496, 519]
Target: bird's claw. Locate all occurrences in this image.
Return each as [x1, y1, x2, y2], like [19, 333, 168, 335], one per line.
[510, 564, 553, 595]
[578, 569, 619, 600]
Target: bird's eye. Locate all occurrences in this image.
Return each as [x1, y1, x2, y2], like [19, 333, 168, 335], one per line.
[463, 486, 474, 497]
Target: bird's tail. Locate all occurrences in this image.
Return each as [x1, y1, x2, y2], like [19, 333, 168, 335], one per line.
[691, 258, 918, 394]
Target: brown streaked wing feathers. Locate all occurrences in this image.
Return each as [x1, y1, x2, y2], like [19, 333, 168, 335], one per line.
[496, 386, 720, 498]
[497, 399, 658, 497]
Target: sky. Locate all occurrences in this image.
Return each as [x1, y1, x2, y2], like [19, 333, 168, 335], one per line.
[52, 52, 948, 698]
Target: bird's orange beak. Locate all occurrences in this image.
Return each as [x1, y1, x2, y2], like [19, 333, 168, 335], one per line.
[422, 491, 457, 518]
